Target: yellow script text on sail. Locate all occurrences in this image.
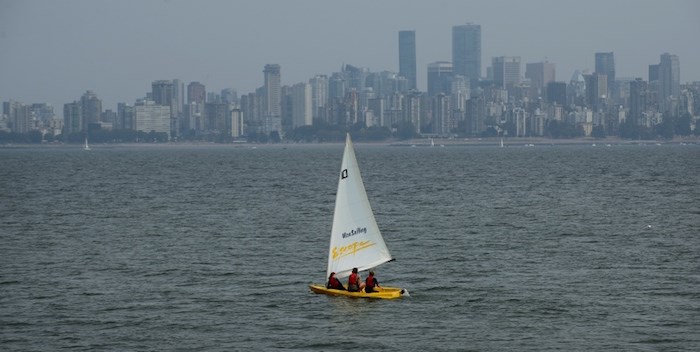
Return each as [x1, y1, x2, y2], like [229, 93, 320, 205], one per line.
[331, 241, 375, 260]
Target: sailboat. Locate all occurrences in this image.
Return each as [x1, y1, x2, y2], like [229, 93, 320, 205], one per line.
[500, 137, 504, 148]
[309, 134, 407, 299]
[83, 136, 91, 151]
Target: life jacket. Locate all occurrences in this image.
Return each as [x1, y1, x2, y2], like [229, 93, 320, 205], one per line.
[348, 273, 358, 286]
[328, 276, 340, 289]
[365, 275, 375, 288]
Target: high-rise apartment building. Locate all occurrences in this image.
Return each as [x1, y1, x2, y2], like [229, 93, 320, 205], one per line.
[399, 30, 417, 90]
[80, 90, 102, 130]
[291, 82, 312, 128]
[427, 61, 453, 97]
[263, 64, 282, 133]
[452, 24, 481, 84]
[152, 80, 180, 137]
[629, 78, 648, 124]
[492, 56, 521, 89]
[172, 79, 185, 117]
[134, 100, 170, 138]
[63, 101, 82, 134]
[5, 100, 31, 133]
[309, 75, 328, 121]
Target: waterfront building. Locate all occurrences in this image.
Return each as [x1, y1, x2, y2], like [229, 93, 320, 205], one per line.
[134, 100, 170, 138]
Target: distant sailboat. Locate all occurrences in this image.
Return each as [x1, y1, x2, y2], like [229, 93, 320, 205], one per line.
[500, 137, 504, 148]
[431, 138, 435, 147]
[83, 136, 91, 151]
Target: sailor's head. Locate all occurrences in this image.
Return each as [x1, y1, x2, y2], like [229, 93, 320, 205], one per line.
[352, 268, 358, 273]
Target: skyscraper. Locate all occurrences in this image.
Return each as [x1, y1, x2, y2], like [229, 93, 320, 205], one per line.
[263, 64, 282, 133]
[492, 56, 520, 89]
[80, 90, 102, 130]
[63, 101, 82, 134]
[291, 82, 312, 128]
[658, 53, 680, 112]
[399, 30, 417, 90]
[525, 61, 556, 93]
[595, 53, 615, 86]
[629, 78, 648, 125]
[309, 75, 328, 121]
[187, 82, 206, 104]
[151, 80, 173, 107]
[595, 52, 615, 101]
[427, 61, 453, 97]
[452, 24, 481, 84]
[152, 80, 179, 138]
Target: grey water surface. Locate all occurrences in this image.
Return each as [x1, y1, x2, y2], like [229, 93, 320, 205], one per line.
[1, 143, 699, 351]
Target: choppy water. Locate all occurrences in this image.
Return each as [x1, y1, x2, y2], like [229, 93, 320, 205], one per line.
[1, 143, 699, 351]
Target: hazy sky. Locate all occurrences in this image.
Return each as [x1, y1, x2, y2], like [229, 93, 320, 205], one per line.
[1, 0, 699, 110]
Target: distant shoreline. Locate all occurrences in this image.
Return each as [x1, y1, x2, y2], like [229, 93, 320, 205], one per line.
[1, 136, 698, 148]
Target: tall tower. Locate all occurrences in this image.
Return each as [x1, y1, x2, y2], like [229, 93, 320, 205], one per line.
[309, 75, 328, 121]
[291, 82, 312, 128]
[595, 52, 615, 99]
[80, 90, 102, 130]
[399, 30, 417, 90]
[594, 52, 615, 85]
[452, 23, 481, 84]
[658, 53, 680, 112]
[263, 64, 282, 133]
[629, 78, 648, 125]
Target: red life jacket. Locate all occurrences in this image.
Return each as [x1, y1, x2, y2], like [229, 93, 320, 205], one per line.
[329, 276, 341, 289]
[365, 275, 375, 288]
[348, 273, 359, 287]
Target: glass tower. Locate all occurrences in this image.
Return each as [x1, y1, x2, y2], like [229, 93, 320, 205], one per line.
[399, 30, 417, 90]
[452, 24, 481, 85]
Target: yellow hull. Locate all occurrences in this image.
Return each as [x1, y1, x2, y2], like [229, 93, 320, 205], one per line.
[309, 284, 406, 299]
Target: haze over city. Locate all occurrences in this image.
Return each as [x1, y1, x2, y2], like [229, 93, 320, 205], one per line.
[1, 0, 699, 109]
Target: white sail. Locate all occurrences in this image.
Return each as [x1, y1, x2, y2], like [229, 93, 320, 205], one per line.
[84, 137, 90, 151]
[326, 134, 392, 279]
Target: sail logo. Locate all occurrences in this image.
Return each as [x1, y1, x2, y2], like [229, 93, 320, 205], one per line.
[341, 227, 366, 239]
[331, 240, 375, 260]
[341, 169, 348, 179]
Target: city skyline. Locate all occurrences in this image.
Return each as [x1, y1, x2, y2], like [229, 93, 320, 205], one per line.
[1, 0, 699, 110]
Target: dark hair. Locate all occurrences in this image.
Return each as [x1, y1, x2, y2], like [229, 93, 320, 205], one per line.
[352, 268, 358, 273]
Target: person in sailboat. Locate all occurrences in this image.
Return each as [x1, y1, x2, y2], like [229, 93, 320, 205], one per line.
[347, 267, 366, 292]
[326, 272, 346, 290]
[364, 271, 381, 293]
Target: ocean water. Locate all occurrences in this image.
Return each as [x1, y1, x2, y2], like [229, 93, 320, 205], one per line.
[1, 143, 699, 351]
